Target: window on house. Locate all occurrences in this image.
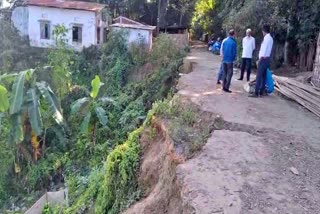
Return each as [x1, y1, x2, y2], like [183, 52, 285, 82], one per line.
[72, 25, 82, 43]
[103, 28, 109, 43]
[97, 27, 100, 44]
[40, 21, 50, 40]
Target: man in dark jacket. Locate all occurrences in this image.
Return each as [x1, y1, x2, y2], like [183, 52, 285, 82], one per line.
[221, 29, 237, 93]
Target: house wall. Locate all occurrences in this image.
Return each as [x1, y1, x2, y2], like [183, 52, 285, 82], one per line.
[113, 27, 152, 49]
[11, 7, 29, 36]
[27, 6, 97, 49]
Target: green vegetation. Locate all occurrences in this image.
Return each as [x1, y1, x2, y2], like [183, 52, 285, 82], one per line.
[42, 203, 64, 214]
[0, 27, 185, 213]
[0, 20, 47, 73]
[94, 128, 141, 213]
[192, 0, 320, 69]
[48, 24, 73, 97]
[150, 97, 221, 156]
[71, 75, 112, 144]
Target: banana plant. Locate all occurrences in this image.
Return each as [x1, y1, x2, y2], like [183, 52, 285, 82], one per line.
[0, 69, 64, 161]
[0, 84, 9, 112]
[71, 75, 113, 144]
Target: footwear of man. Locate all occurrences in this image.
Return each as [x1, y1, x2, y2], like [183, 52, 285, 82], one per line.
[223, 88, 232, 93]
[217, 81, 221, 85]
[260, 91, 268, 96]
[237, 78, 243, 81]
[248, 93, 259, 98]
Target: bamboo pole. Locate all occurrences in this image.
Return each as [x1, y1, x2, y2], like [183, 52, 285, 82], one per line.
[274, 75, 320, 118]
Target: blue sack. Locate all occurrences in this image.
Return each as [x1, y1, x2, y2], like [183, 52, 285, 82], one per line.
[265, 68, 274, 94]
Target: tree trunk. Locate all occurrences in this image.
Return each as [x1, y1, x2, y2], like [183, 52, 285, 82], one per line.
[156, 0, 161, 35]
[156, 0, 169, 34]
[298, 49, 307, 71]
[284, 21, 291, 64]
[307, 42, 316, 71]
[179, 11, 184, 26]
[312, 33, 320, 87]
[284, 40, 289, 64]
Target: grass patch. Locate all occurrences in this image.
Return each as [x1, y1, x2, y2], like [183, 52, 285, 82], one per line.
[152, 97, 221, 157]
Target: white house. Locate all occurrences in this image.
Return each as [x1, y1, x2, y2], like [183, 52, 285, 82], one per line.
[11, 0, 109, 50]
[110, 16, 156, 50]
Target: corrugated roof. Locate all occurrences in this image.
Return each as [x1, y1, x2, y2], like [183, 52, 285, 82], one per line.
[111, 23, 156, 31]
[114, 16, 144, 26]
[111, 16, 156, 31]
[25, 0, 106, 12]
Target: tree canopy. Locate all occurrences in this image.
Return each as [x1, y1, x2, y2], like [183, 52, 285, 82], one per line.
[192, 0, 320, 69]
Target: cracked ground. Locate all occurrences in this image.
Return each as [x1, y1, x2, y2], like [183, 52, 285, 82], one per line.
[176, 48, 320, 214]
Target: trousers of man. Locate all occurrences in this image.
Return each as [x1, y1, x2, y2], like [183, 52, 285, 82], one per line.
[255, 58, 270, 95]
[223, 63, 233, 90]
[240, 58, 252, 81]
[217, 63, 224, 81]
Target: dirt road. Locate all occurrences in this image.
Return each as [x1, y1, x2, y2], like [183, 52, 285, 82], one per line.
[176, 48, 320, 214]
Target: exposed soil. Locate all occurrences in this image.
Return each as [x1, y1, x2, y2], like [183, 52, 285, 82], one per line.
[124, 47, 320, 214]
[176, 48, 320, 214]
[123, 120, 192, 214]
[123, 100, 220, 214]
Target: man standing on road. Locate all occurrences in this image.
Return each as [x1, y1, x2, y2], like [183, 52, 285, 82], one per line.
[221, 29, 237, 93]
[250, 24, 273, 97]
[238, 28, 255, 81]
[217, 37, 227, 84]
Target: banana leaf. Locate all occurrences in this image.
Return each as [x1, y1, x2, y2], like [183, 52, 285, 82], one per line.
[0, 72, 19, 85]
[90, 75, 103, 99]
[80, 111, 91, 134]
[71, 97, 90, 115]
[95, 106, 108, 126]
[9, 70, 28, 115]
[36, 81, 64, 125]
[26, 88, 43, 136]
[0, 84, 9, 112]
[9, 114, 23, 144]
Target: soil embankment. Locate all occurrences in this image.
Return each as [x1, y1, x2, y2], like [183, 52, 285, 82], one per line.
[125, 47, 320, 214]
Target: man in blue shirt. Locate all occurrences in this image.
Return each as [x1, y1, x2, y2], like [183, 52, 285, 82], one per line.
[221, 29, 237, 93]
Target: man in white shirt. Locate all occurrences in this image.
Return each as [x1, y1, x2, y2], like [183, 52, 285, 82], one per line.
[238, 29, 255, 81]
[250, 24, 273, 97]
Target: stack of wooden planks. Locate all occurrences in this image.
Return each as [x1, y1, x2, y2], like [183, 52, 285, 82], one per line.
[273, 75, 320, 117]
[273, 75, 320, 118]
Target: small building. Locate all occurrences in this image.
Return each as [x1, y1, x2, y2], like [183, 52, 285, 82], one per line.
[110, 16, 155, 50]
[159, 25, 189, 48]
[11, 0, 109, 50]
[160, 25, 189, 34]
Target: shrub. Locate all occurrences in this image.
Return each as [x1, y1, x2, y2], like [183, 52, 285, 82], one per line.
[0, 137, 13, 208]
[0, 20, 47, 73]
[67, 128, 141, 214]
[70, 46, 102, 87]
[150, 34, 182, 66]
[95, 128, 141, 213]
[65, 167, 104, 213]
[129, 42, 148, 66]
